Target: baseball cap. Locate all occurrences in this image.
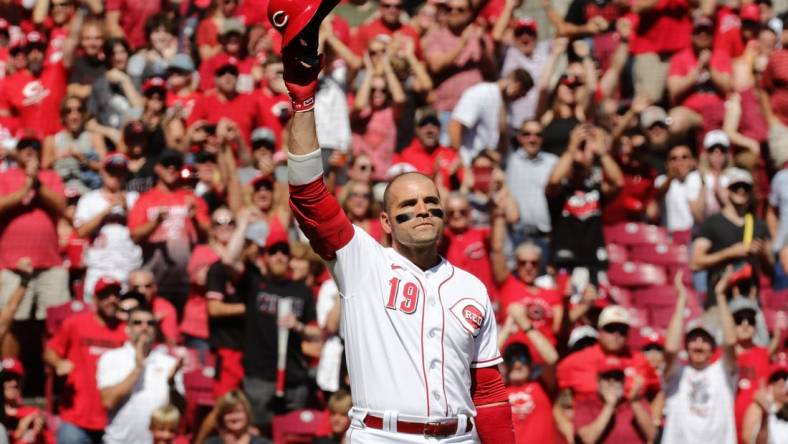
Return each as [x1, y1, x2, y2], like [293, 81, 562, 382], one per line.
[693, 15, 715, 32]
[740, 3, 762, 23]
[167, 54, 195, 73]
[16, 137, 42, 151]
[221, 18, 246, 36]
[251, 174, 275, 191]
[703, 129, 730, 150]
[94, 276, 122, 296]
[143, 76, 167, 95]
[245, 220, 270, 247]
[103, 153, 129, 170]
[685, 325, 717, 348]
[215, 57, 240, 76]
[729, 297, 759, 315]
[768, 353, 788, 382]
[640, 106, 669, 129]
[598, 357, 626, 379]
[568, 325, 599, 349]
[24, 31, 47, 50]
[640, 329, 665, 349]
[598, 305, 631, 329]
[503, 342, 532, 367]
[157, 149, 184, 169]
[724, 167, 753, 187]
[251, 127, 276, 148]
[0, 357, 24, 378]
[513, 17, 538, 35]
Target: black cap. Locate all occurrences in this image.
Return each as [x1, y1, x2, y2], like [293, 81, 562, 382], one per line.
[194, 151, 217, 164]
[16, 137, 42, 151]
[503, 343, 532, 367]
[157, 149, 184, 168]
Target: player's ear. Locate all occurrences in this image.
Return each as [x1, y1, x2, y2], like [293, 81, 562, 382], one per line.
[380, 211, 393, 235]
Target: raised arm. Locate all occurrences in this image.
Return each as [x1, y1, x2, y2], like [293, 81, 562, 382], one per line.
[664, 271, 688, 379]
[714, 268, 739, 375]
[283, 42, 354, 260]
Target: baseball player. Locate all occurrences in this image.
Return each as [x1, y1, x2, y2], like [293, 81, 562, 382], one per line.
[268, 0, 515, 442]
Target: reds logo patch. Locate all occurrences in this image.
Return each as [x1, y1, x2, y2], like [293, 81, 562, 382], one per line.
[450, 299, 486, 337]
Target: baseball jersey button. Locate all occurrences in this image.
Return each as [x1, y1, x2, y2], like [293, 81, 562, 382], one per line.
[430, 359, 440, 369]
[431, 390, 441, 401]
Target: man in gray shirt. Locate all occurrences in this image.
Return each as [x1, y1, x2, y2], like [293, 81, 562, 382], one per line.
[505, 120, 558, 256]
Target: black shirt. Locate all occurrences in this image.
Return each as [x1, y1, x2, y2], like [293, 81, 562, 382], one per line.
[68, 56, 106, 86]
[695, 212, 770, 305]
[206, 262, 245, 350]
[239, 266, 316, 385]
[548, 165, 608, 269]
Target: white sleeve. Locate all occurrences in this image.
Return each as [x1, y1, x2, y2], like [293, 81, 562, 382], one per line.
[470, 290, 503, 368]
[316, 279, 339, 328]
[331, 226, 385, 299]
[685, 172, 702, 200]
[451, 87, 482, 127]
[73, 193, 100, 228]
[96, 350, 129, 389]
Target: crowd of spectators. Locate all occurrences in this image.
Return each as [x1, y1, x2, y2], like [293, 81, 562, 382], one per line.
[0, 0, 787, 443]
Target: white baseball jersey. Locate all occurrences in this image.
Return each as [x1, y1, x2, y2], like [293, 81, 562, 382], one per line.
[330, 225, 502, 418]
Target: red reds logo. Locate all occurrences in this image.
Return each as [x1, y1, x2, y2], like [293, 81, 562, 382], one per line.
[450, 299, 486, 337]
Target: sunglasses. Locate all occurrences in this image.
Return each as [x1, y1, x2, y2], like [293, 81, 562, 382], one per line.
[130, 319, 157, 327]
[599, 370, 626, 382]
[517, 259, 539, 266]
[519, 130, 542, 137]
[602, 324, 630, 336]
[730, 183, 752, 193]
[733, 312, 756, 326]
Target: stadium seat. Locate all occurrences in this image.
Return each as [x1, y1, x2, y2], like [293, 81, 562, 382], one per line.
[272, 409, 324, 444]
[605, 243, 628, 263]
[608, 262, 668, 288]
[182, 349, 216, 407]
[628, 243, 689, 267]
[603, 223, 669, 246]
[606, 286, 633, 307]
[763, 289, 788, 310]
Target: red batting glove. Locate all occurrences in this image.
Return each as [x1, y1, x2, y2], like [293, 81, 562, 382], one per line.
[282, 47, 323, 112]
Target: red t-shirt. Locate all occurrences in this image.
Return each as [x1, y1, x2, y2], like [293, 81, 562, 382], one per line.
[441, 227, 496, 301]
[668, 47, 731, 112]
[180, 291, 209, 339]
[498, 275, 561, 346]
[46, 311, 127, 430]
[0, 168, 64, 269]
[557, 344, 660, 399]
[714, 6, 745, 59]
[153, 296, 179, 344]
[105, 0, 162, 49]
[166, 90, 202, 121]
[196, 18, 221, 51]
[392, 139, 458, 187]
[508, 382, 557, 444]
[0, 64, 67, 137]
[188, 91, 258, 144]
[735, 346, 770, 443]
[349, 19, 421, 58]
[127, 186, 210, 245]
[253, 88, 291, 149]
[197, 53, 256, 92]
[761, 49, 788, 127]
[574, 395, 651, 443]
[629, 0, 691, 55]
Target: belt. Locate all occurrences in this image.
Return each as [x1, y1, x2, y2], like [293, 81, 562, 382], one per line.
[363, 414, 473, 437]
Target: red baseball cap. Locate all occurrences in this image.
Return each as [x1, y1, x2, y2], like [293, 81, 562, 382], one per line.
[94, 276, 122, 296]
[1, 357, 24, 377]
[514, 17, 538, 34]
[598, 357, 626, 376]
[142, 77, 167, 94]
[740, 4, 761, 22]
[769, 352, 788, 380]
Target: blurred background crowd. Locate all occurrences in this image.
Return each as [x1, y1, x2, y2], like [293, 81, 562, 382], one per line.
[0, 0, 787, 443]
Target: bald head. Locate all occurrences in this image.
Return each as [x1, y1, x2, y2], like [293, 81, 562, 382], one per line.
[383, 172, 439, 214]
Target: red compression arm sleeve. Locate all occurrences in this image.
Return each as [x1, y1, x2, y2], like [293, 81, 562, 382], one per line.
[289, 178, 355, 260]
[471, 367, 515, 444]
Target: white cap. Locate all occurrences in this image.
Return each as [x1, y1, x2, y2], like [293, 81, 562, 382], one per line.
[724, 167, 753, 187]
[568, 325, 599, 348]
[598, 305, 631, 328]
[703, 130, 730, 149]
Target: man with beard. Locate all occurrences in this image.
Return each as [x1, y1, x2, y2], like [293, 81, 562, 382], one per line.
[44, 277, 128, 443]
[0, 30, 70, 137]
